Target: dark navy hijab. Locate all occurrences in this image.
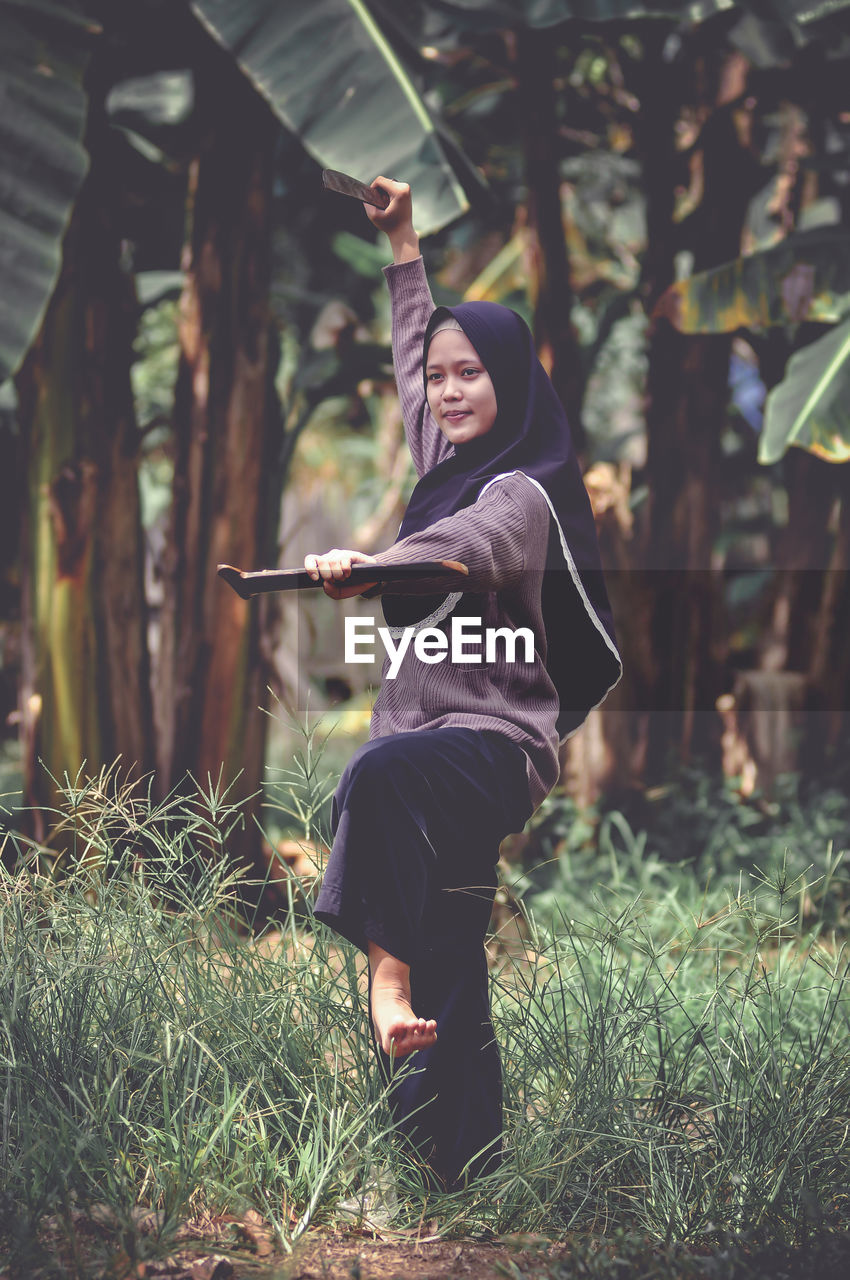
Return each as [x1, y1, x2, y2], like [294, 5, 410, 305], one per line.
[381, 300, 622, 739]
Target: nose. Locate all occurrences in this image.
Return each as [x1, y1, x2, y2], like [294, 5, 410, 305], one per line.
[441, 376, 462, 400]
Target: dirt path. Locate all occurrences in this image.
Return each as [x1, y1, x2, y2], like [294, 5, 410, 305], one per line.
[7, 1210, 564, 1280]
[272, 1233, 563, 1280]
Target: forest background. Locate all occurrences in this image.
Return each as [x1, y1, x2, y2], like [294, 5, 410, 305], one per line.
[2, 0, 850, 869]
[4, 0, 850, 877]
[2, 2, 850, 1275]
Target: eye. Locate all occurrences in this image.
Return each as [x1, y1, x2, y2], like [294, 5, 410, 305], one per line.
[462, 367, 480, 377]
[426, 371, 443, 382]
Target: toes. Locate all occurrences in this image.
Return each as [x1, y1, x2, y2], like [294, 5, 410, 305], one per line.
[384, 1022, 436, 1056]
[373, 1004, 438, 1056]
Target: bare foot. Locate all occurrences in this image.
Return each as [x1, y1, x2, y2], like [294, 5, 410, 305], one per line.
[368, 943, 437, 1057]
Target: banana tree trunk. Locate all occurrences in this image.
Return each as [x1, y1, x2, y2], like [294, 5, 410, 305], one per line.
[808, 464, 850, 754]
[513, 26, 586, 451]
[155, 54, 280, 871]
[638, 42, 760, 780]
[16, 150, 154, 839]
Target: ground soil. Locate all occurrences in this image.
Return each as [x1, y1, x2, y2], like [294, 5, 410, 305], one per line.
[271, 1232, 565, 1280]
[3, 1215, 565, 1280]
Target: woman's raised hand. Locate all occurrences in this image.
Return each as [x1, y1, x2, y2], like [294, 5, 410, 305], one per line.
[365, 178, 419, 264]
[304, 549, 379, 600]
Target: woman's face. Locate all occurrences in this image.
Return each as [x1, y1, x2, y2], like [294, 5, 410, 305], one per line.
[425, 329, 498, 445]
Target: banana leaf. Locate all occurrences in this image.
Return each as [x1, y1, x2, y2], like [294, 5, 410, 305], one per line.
[463, 231, 527, 301]
[190, 0, 468, 236]
[417, 1, 748, 29]
[781, 0, 850, 23]
[0, 0, 94, 383]
[760, 316, 850, 464]
[653, 231, 850, 334]
[422, 0, 850, 32]
[105, 71, 194, 130]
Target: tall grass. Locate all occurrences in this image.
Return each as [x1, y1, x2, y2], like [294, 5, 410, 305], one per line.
[486, 874, 849, 1243]
[0, 749, 848, 1276]
[0, 764, 405, 1275]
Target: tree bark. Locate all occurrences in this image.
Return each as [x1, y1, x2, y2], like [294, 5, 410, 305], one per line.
[155, 53, 280, 872]
[636, 41, 761, 780]
[16, 138, 153, 838]
[759, 449, 835, 673]
[514, 26, 586, 451]
[807, 464, 850, 754]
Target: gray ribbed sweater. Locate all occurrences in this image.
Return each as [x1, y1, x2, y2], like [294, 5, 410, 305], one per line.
[365, 256, 561, 811]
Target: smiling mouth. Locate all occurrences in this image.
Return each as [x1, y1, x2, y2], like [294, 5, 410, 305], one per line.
[443, 410, 470, 421]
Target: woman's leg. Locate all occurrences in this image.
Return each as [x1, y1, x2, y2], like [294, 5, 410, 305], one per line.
[313, 727, 531, 1184]
[314, 728, 529, 963]
[368, 941, 436, 1055]
[378, 883, 503, 1187]
[314, 732, 444, 966]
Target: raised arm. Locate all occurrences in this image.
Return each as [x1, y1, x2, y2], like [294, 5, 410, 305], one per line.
[366, 179, 453, 478]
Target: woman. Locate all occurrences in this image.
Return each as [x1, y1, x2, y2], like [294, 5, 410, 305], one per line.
[305, 179, 622, 1187]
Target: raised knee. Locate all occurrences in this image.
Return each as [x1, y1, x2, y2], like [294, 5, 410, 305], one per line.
[336, 738, 400, 804]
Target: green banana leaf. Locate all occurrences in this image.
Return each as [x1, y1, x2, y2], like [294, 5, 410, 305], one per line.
[421, 0, 850, 31]
[414, 1, 741, 29]
[417, 0, 732, 24]
[654, 231, 850, 334]
[190, 0, 468, 236]
[0, 0, 94, 383]
[463, 230, 527, 301]
[105, 71, 194, 130]
[781, 0, 850, 23]
[760, 316, 850, 464]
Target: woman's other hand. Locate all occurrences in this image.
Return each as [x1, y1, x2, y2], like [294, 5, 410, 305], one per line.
[365, 177, 419, 264]
[304, 549, 379, 599]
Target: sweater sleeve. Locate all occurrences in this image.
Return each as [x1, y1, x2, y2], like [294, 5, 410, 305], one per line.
[383, 256, 454, 478]
[369, 476, 549, 596]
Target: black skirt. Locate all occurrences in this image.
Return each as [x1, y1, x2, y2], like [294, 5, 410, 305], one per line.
[313, 725, 533, 1186]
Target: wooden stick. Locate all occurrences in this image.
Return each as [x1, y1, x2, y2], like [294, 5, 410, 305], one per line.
[217, 560, 468, 600]
[321, 168, 391, 208]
